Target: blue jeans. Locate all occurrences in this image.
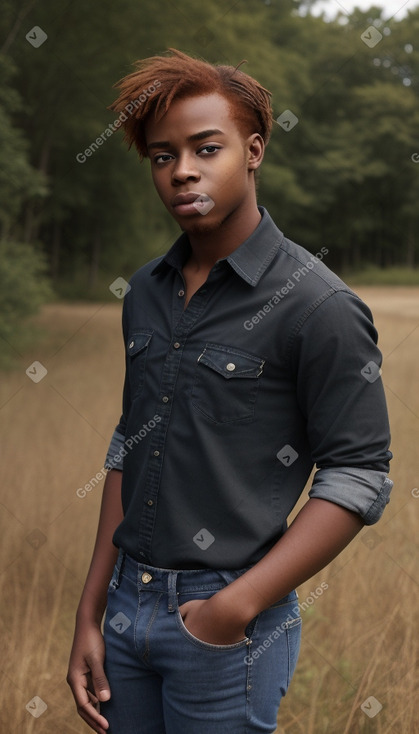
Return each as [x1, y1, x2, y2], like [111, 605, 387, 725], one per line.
[101, 551, 301, 733]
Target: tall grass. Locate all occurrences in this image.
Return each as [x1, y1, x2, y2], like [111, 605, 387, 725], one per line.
[0, 290, 418, 732]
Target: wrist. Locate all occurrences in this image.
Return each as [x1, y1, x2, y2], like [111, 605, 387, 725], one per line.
[76, 596, 106, 627]
[219, 573, 271, 621]
[75, 609, 103, 629]
[214, 581, 260, 628]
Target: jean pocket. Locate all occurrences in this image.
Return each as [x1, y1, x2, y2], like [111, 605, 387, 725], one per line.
[107, 563, 121, 596]
[126, 330, 153, 399]
[191, 343, 265, 424]
[176, 589, 251, 651]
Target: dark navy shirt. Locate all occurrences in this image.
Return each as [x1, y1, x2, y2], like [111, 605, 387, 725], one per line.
[105, 207, 392, 569]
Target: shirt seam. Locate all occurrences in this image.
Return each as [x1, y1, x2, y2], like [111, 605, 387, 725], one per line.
[227, 237, 284, 286]
[284, 286, 361, 368]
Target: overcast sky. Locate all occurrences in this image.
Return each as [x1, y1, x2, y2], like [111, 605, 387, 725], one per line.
[308, 0, 417, 20]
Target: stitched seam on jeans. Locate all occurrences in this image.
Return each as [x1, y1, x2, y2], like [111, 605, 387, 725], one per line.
[245, 612, 261, 721]
[133, 589, 143, 661]
[143, 592, 162, 663]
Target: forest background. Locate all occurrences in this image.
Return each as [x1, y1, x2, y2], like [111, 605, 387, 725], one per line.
[1, 0, 419, 342]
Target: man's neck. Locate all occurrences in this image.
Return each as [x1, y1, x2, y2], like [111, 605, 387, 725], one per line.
[185, 203, 261, 273]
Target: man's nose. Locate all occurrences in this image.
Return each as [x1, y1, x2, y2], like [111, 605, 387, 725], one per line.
[172, 154, 200, 183]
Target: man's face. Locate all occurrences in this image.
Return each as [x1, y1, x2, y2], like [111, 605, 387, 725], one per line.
[145, 93, 261, 234]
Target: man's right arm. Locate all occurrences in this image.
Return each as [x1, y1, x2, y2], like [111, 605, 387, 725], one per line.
[67, 469, 123, 734]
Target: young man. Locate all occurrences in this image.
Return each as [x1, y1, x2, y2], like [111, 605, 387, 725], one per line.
[67, 49, 392, 734]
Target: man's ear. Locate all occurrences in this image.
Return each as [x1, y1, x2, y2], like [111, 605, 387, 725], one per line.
[247, 133, 264, 172]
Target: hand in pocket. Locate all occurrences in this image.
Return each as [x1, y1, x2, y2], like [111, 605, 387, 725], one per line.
[178, 595, 248, 645]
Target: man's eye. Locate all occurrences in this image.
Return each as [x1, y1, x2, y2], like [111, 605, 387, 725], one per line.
[154, 154, 173, 164]
[199, 145, 220, 155]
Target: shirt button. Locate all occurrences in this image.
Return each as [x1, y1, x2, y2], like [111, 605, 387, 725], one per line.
[178, 289, 185, 297]
[173, 342, 181, 349]
[153, 450, 160, 457]
[129, 340, 134, 349]
[162, 396, 169, 403]
[226, 363, 236, 372]
[147, 499, 154, 506]
[142, 572, 152, 584]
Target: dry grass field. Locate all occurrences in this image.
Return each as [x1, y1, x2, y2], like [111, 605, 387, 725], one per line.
[0, 287, 418, 733]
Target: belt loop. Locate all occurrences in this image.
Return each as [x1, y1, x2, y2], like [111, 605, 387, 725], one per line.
[167, 571, 178, 613]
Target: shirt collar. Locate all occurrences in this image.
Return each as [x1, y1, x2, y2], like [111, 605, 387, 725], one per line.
[151, 206, 284, 287]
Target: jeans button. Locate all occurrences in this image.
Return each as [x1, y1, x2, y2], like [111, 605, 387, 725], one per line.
[142, 572, 152, 584]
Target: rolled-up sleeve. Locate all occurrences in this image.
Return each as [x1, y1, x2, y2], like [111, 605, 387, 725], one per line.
[104, 297, 130, 472]
[104, 428, 125, 471]
[292, 288, 393, 522]
[309, 466, 393, 524]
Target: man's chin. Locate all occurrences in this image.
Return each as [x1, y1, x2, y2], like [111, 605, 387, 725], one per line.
[179, 215, 223, 237]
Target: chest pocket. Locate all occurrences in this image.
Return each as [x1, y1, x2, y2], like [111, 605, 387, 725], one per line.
[127, 330, 153, 400]
[191, 343, 265, 424]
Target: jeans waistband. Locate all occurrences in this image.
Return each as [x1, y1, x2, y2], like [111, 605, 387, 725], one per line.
[114, 548, 253, 594]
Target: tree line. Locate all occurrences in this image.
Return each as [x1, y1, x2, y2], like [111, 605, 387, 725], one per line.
[1, 0, 418, 313]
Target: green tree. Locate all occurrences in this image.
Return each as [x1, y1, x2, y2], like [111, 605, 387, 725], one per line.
[0, 52, 51, 367]
[1, 0, 417, 291]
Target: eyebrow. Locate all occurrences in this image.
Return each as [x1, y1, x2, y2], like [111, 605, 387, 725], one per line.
[147, 129, 225, 151]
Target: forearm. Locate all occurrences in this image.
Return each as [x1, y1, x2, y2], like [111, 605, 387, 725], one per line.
[76, 469, 124, 625]
[222, 498, 364, 622]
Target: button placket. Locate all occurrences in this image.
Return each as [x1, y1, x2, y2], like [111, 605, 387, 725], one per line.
[136, 281, 214, 562]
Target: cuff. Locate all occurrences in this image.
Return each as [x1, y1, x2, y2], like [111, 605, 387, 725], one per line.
[104, 429, 125, 471]
[308, 466, 393, 525]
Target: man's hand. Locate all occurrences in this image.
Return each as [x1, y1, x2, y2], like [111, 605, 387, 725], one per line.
[207, 499, 365, 624]
[67, 620, 110, 733]
[178, 593, 251, 645]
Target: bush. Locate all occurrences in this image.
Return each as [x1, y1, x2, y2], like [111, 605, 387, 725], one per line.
[0, 240, 53, 367]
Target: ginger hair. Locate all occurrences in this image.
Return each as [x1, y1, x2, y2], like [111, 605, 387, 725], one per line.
[108, 48, 273, 160]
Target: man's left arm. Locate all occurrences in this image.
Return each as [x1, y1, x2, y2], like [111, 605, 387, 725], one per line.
[180, 290, 393, 644]
[179, 496, 365, 644]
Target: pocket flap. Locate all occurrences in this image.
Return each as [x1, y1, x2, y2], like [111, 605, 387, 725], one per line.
[127, 330, 153, 357]
[197, 344, 265, 379]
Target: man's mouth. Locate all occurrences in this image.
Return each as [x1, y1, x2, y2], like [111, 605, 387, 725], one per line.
[171, 192, 215, 216]
[172, 192, 201, 208]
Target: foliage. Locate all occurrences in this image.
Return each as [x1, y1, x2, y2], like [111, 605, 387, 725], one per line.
[0, 54, 48, 240]
[0, 239, 53, 367]
[0, 52, 52, 364]
[0, 0, 418, 296]
[345, 265, 419, 285]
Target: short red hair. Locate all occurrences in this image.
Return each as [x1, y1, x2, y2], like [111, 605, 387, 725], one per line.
[108, 48, 272, 160]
